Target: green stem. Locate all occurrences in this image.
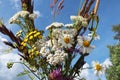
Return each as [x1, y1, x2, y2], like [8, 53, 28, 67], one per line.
[70, 55, 84, 77]
[22, 66, 35, 80]
[14, 62, 41, 80]
[90, 22, 99, 44]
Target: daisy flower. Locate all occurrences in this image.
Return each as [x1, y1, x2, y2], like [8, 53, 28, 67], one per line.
[77, 36, 95, 54]
[46, 22, 64, 30]
[92, 61, 105, 76]
[58, 34, 74, 49]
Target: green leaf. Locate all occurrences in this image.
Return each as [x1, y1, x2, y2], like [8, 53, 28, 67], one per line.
[17, 70, 31, 77]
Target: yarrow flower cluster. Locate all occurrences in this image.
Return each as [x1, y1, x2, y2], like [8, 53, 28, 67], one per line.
[9, 11, 38, 24]
[0, 0, 109, 80]
[70, 15, 88, 27]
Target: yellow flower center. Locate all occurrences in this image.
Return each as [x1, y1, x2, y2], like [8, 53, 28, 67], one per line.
[83, 40, 90, 47]
[64, 37, 70, 44]
[95, 64, 102, 71]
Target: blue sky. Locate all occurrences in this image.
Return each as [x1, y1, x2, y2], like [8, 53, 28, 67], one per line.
[0, 0, 120, 80]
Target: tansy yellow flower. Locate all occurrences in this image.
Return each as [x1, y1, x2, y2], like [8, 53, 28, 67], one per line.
[21, 42, 25, 45]
[29, 36, 33, 40]
[33, 30, 37, 33]
[34, 34, 38, 37]
[24, 38, 28, 42]
[36, 32, 40, 36]
[22, 43, 27, 47]
[29, 32, 34, 36]
[35, 51, 40, 56]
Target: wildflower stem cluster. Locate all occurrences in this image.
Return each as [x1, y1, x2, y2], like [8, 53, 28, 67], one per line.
[0, 0, 111, 80]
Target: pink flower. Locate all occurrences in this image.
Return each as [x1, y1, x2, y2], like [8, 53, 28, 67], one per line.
[49, 69, 64, 80]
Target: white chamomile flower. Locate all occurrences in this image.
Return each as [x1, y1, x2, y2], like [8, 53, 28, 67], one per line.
[77, 36, 95, 54]
[58, 34, 74, 48]
[70, 15, 88, 27]
[46, 22, 64, 30]
[92, 61, 105, 76]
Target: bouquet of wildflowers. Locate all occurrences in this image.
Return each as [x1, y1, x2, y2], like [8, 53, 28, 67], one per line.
[0, 0, 110, 80]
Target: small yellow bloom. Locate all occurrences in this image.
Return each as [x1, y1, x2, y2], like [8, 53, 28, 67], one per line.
[21, 42, 25, 45]
[33, 47, 37, 50]
[23, 43, 27, 47]
[24, 38, 28, 42]
[34, 34, 38, 37]
[33, 30, 37, 33]
[29, 54, 34, 59]
[29, 32, 33, 36]
[36, 32, 40, 36]
[35, 51, 39, 56]
[29, 36, 33, 40]
[31, 49, 34, 53]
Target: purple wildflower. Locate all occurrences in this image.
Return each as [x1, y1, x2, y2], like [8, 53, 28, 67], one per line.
[49, 69, 64, 80]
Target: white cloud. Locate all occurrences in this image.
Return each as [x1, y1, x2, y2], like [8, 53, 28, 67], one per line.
[80, 63, 98, 80]
[34, 10, 42, 18]
[0, 53, 21, 80]
[80, 63, 90, 78]
[0, 36, 9, 52]
[0, 35, 27, 80]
